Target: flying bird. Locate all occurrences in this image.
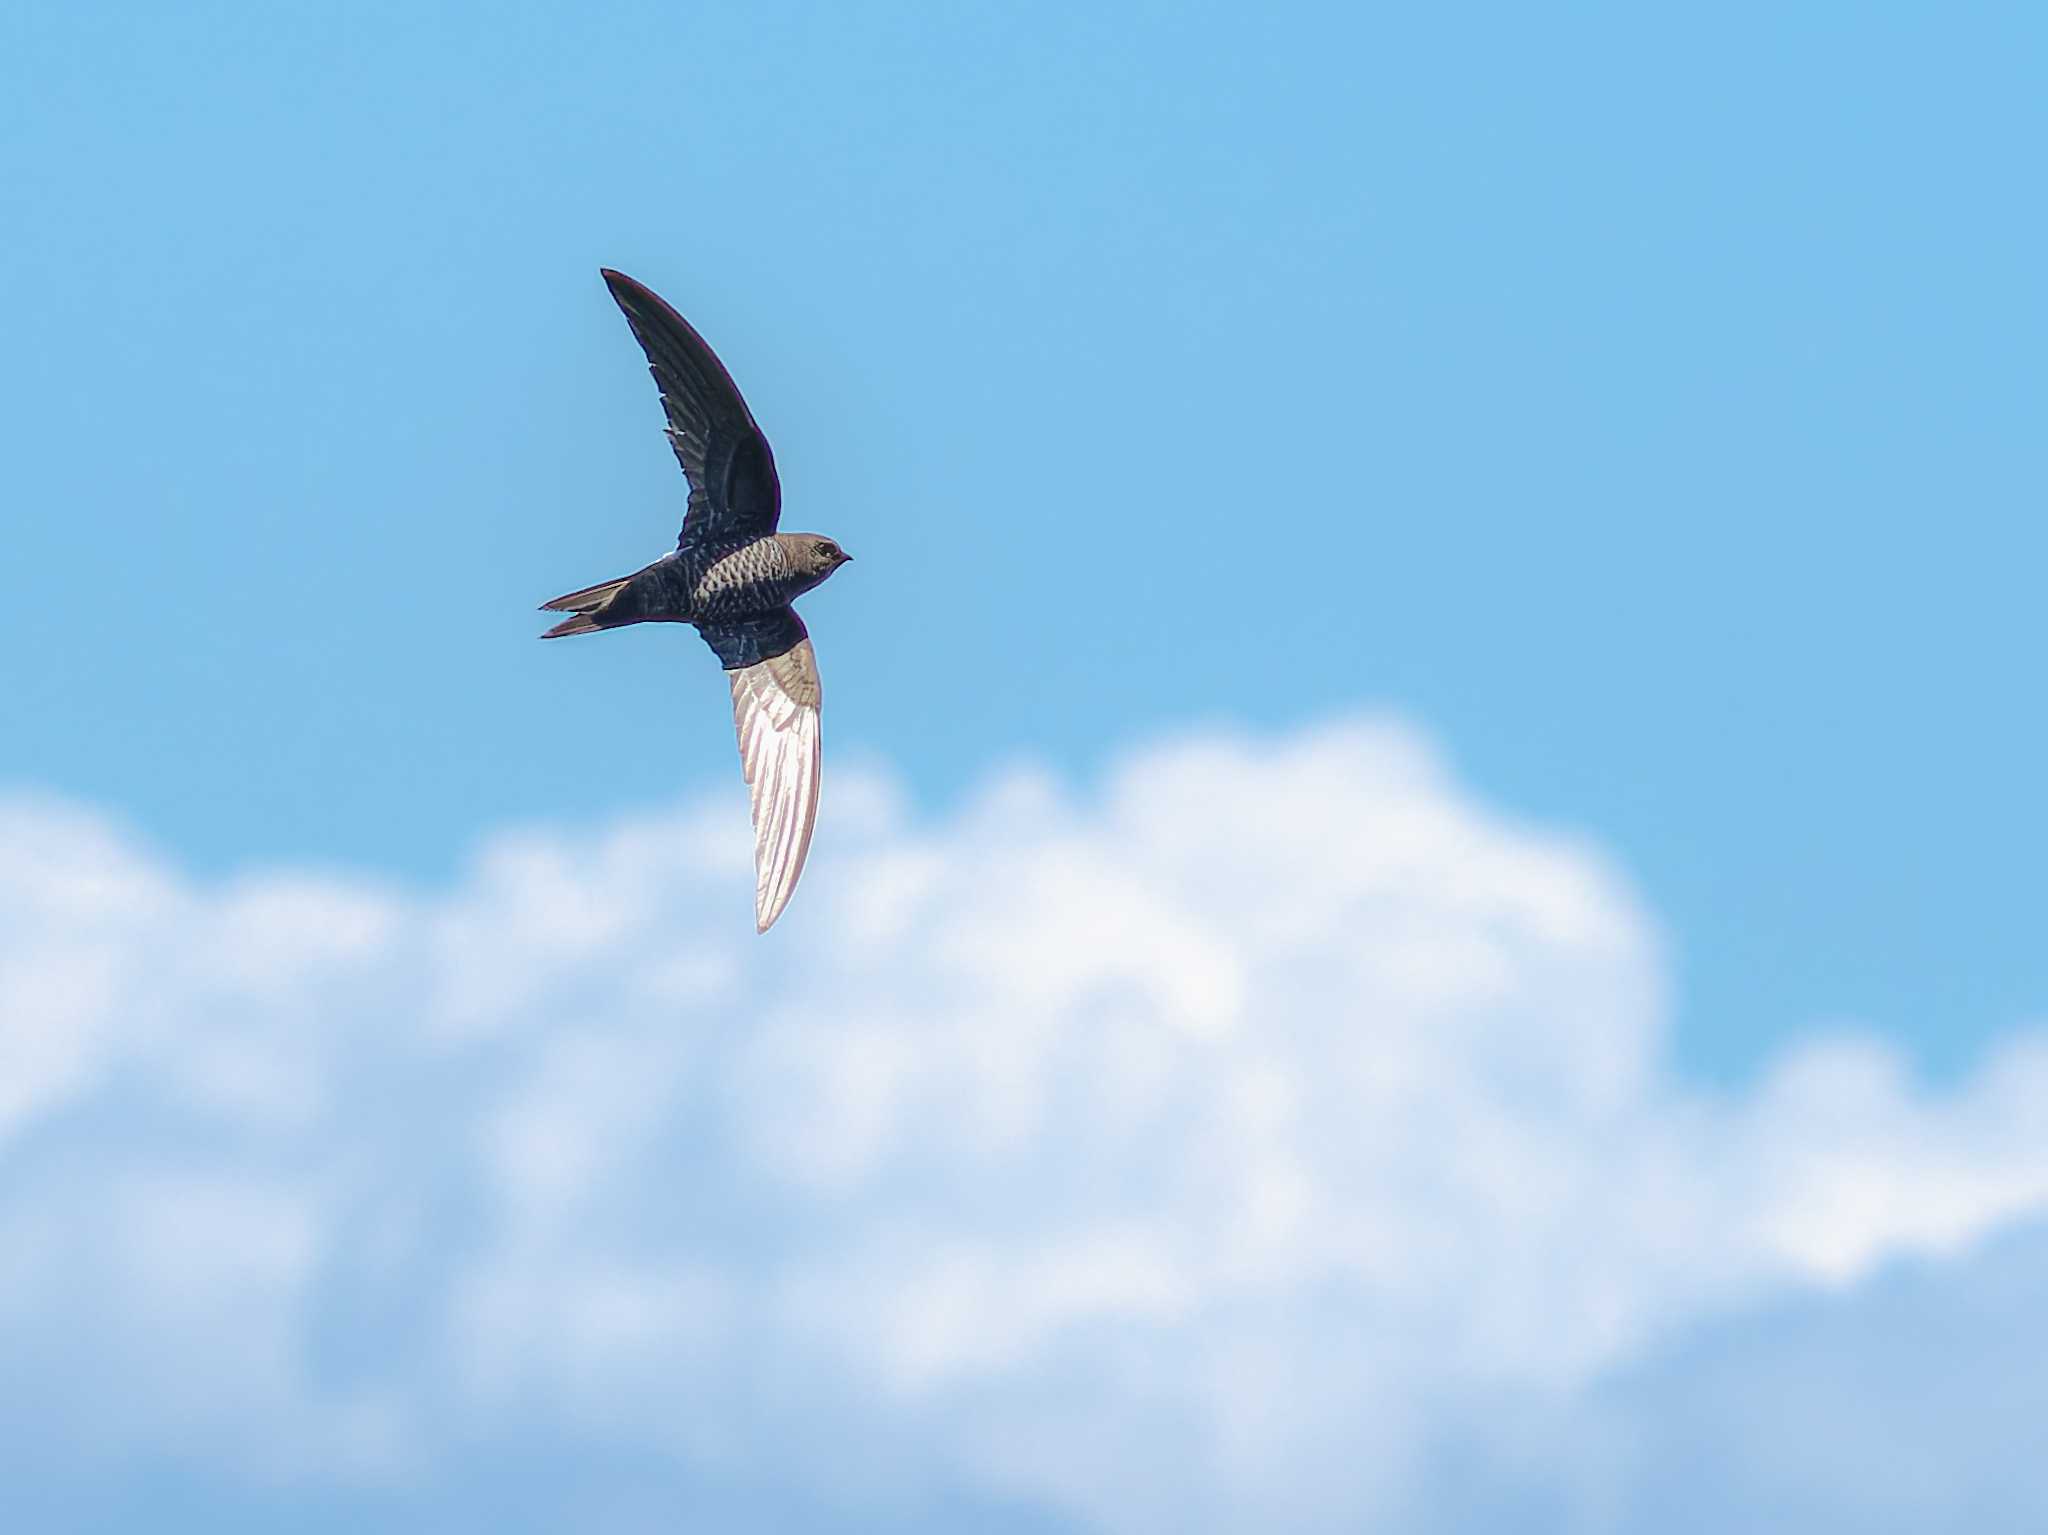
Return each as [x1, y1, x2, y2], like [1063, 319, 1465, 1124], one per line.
[541, 269, 853, 932]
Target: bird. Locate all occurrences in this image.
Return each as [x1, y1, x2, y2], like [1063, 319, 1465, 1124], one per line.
[540, 269, 853, 933]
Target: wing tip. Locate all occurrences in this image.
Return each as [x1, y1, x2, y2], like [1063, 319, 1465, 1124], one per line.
[600, 267, 654, 305]
[754, 886, 792, 934]
[599, 267, 645, 309]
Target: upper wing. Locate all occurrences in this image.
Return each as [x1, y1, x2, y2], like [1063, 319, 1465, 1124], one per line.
[601, 268, 782, 550]
[710, 622, 823, 934]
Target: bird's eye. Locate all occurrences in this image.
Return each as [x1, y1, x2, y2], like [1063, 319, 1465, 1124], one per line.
[814, 541, 835, 558]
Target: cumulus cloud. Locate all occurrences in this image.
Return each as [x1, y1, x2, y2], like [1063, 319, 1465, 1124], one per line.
[1, 717, 2044, 1531]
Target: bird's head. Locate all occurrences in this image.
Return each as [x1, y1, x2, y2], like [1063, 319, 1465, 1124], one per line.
[785, 534, 854, 584]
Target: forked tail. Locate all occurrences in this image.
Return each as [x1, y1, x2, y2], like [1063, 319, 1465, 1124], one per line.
[538, 574, 634, 638]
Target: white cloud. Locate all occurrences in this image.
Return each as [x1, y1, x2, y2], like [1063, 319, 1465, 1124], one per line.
[1, 717, 2044, 1531]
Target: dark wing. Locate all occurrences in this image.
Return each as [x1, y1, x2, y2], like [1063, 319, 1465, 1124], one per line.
[697, 607, 809, 671]
[601, 269, 782, 550]
[708, 618, 824, 932]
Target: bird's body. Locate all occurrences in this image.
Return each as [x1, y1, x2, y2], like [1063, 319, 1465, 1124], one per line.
[560, 534, 840, 632]
[540, 269, 852, 931]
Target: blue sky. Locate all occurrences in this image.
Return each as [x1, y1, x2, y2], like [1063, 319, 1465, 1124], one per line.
[3, 3, 2046, 1530]
[5, 0, 2042, 1079]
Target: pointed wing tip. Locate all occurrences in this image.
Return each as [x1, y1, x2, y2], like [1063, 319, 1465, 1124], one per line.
[600, 267, 649, 301]
[755, 872, 802, 933]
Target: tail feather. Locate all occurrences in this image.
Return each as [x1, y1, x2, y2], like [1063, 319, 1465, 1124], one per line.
[541, 610, 607, 638]
[538, 574, 633, 639]
[540, 575, 633, 614]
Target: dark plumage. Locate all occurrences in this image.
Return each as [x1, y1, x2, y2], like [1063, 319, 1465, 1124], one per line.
[540, 269, 853, 931]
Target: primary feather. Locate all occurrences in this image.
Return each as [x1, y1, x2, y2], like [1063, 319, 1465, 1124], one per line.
[728, 640, 824, 933]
